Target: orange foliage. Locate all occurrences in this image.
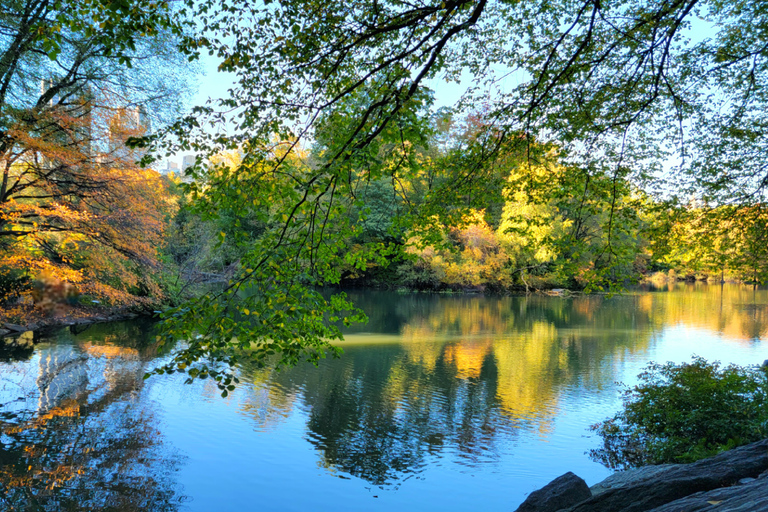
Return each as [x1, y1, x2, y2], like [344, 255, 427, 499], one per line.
[1, 95, 175, 311]
[80, 342, 139, 359]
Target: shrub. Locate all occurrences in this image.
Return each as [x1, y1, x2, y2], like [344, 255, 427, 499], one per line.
[590, 356, 768, 469]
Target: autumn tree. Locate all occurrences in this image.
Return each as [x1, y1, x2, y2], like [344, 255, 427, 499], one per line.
[0, 0, 196, 309]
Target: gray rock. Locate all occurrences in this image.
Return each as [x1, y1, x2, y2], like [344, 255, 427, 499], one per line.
[515, 472, 592, 512]
[570, 439, 768, 512]
[647, 476, 768, 511]
[591, 464, 677, 496]
[739, 477, 757, 485]
[3, 323, 26, 331]
[0, 328, 10, 336]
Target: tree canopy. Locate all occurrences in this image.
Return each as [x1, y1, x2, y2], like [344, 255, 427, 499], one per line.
[0, 0, 196, 306]
[7, 0, 767, 391]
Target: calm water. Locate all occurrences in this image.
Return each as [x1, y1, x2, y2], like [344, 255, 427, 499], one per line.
[1, 284, 767, 511]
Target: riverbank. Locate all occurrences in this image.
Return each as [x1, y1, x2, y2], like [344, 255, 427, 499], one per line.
[515, 438, 768, 512]
[0, 304, 152, 337]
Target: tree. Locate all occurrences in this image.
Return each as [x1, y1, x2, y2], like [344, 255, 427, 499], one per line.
[144, 0, 768, 388]
[590, 357, 768, 468]
[658, 203, 768, 283]
[0, 0, 196, 308]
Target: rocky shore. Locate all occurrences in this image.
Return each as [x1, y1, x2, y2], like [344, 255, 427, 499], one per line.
[0, 307, 148, 337]
[515, 438, 768, 512]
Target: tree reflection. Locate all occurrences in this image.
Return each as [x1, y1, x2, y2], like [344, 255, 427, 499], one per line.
[237, 298, 647, 485]
[0, 332, 35, 363]
[637, 283, 768, 342]
[241, 344, 506, 487]
[238, 286, 767, 487]
[0, 321, 185, 511]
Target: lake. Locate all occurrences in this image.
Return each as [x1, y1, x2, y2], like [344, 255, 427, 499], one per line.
[1, 284, 767, 511]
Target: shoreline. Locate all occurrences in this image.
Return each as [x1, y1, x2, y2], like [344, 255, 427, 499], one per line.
[0, 306, 154, 337]
[515, 438, 768, 512]
[4, 281, 765, 337]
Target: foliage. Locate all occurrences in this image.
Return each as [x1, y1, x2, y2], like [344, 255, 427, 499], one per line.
[398, 211, 508, 291]
[36, 0, 765, 387]
[150, 138, 382, 394]
[590, 357, 768, 469]
[645, 202, 768, 284]
[0, 0, 196, 310]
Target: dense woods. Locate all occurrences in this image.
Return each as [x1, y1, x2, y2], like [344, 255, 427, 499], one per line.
[1, 0, 767, 388]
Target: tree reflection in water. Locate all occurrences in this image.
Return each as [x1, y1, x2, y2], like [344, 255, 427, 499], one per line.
[1, 286, 765, 502]
[237, 286, 767, 487]
[0, 321, 185, 511]
[235, 294, 646, 486]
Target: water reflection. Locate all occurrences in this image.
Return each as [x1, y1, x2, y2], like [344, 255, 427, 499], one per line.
[636, 283, 768, 343]
[0, 321, 185, 511]
[234, 287, 767, 487]
[1, 286, 766, 509]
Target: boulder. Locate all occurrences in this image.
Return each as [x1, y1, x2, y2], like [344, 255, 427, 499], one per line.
[647, 476, 768, 511]
[590, 464, 676, 496]
[569, 439, 768, 512]
[514, 472, 592, 512]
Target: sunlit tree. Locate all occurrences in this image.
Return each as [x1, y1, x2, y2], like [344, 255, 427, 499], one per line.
[0, 0, 195, 309]
[141, 0, 768, 386]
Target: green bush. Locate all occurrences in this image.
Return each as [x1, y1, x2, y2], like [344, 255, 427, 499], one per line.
[0, 267, 30, 305]
[590, 356, 768, 469]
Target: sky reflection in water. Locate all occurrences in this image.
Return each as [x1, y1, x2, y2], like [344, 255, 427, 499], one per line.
[1, 284, 767, 511]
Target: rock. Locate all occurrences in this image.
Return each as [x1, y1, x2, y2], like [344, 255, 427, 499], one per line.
[647, 476, 768, 511]
[739, 477, 757, 485]
[569, 439, 768, 512]
[0, 328, 10, 336]
[591, 464, 677, 496]
[514, 472, 592, 512]
[3, 323, 26, 332]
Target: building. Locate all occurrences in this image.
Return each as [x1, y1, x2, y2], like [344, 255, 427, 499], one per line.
[39, 79, 94, 159]
[39, 78, 154, 167]
[108, 105, 152, 163]
[182, 155, 196, 172]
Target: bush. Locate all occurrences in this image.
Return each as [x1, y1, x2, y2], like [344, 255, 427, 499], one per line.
[590, 356, 768, 469]
[0, 267, 30, 305]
